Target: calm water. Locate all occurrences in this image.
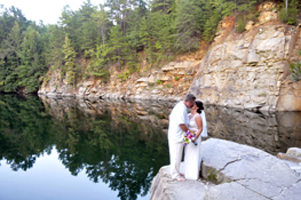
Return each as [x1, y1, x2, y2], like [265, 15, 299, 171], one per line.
[0, 95, 301, 200]
[0, 95, 170, 200]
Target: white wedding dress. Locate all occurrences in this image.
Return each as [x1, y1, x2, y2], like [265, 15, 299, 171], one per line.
[183, 112, 206, 180]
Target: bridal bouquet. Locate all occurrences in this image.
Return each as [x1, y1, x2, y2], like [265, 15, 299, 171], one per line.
[183, 130, 197, 145]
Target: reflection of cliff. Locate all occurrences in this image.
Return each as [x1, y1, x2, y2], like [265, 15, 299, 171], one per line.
[0, 95, 170, 200]
[41, 96, 301, 156]
[40, 97, 173, 138]
[205, 105, 301, 155]
[39, 96, 171, 200]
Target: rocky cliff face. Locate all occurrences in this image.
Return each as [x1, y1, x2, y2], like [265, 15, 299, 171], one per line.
[189, 24, 301, 112]
[39, 2, 301, 111]
[38, 59, 200, 102]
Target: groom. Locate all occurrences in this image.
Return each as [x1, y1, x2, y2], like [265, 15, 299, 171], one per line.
[168, 93, 196, 181]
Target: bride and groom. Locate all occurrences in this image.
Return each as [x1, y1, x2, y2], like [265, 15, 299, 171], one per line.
[168, 94, 207, 181]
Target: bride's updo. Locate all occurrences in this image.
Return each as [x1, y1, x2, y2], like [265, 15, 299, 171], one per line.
[195, 101, 204, 114]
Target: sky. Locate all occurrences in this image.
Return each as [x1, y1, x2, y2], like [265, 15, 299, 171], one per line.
[1, 0, 104, 25]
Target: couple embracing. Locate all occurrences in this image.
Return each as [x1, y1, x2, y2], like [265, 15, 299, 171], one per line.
[168, 94, 207, 181]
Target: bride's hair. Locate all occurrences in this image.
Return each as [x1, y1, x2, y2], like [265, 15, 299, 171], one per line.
[195, 101, 204, 114]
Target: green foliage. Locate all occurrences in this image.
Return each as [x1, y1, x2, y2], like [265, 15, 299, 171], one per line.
[279, 0, 299, 25]
[175, 76, 179, 81]
[208, 168, 218, 182]
[61, 34, 77, 85]
[173, 0, 201, 52]
[117, 71, 130, 82]
[289, 51, 301, 81]
[85, 44, 111, 79]
[0, 0, 274, 93]
[156, 79, 163, 84]
[237, 17, 246, 33]
[0, 95, 170, 200]
[109, 25, 127, 71]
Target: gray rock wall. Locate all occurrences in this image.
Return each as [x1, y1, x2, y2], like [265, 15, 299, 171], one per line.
[189, 25, 301, 112]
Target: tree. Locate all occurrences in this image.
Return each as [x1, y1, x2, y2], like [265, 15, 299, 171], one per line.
[91, 4, 111, 46]
[85, 44, 112, 79]
[139, 16, 153, 67]
[61, 34, 77, 85]
[109, 25, 127, 70]
[78, 0, 98, 53]
[174, 0, 202, 52]
[14, 25, 42, 93]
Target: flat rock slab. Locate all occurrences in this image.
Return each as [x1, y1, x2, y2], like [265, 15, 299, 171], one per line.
[150, 138, 301, 200]
[150, 166, 206, 200]
[200, 138, 301, 199]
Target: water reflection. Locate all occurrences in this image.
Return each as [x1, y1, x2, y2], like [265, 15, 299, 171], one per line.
[0, 95, 300, 199]
[0, 95, 170, 200]
[205, 106, 301, 155]
[41, 96, 301, 155]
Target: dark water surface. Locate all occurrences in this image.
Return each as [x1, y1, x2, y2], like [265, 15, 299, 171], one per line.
[0, 95, 300, 200]
[0, 95, 170, 200]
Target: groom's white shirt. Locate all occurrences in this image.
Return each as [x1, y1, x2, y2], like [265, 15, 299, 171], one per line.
[168, 101, 189, 143]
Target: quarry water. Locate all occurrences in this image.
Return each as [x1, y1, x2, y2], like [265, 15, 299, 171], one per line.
[0, 95, 300, 200]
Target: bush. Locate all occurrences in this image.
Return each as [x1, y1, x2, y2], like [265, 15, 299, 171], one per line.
[279, 0, 299, 25]
[156, 80, 163, 84]
[289, 63, 301, 81]
[237, 18, 246, 33]
[289, 50, 301, 81]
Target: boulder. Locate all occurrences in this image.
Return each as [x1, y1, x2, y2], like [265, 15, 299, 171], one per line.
[136, 77, 149, 82]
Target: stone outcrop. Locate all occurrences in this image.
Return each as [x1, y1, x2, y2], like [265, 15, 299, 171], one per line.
[38, 2, 301, 111]
[150, 138, 301, 200]
[38, 60, 200, 103]
[189, 24, 301, 111]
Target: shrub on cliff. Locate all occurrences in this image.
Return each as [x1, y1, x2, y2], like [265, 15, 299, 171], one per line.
[289, 50, 301, 81]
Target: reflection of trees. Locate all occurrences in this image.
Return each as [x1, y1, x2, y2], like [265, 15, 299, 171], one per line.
[0, 95, 170, 200]
[51, 104, 169, 200]
[0, 95, 53, 171]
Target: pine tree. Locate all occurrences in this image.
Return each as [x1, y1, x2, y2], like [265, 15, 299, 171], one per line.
[91, 4, 111, 46]
[85, 44, 111, 79]
[78, 0, 98, 53]
[174, 0, 202, 52]
[109, 25, 126, 70]
[47, 25, 65, 69]
[139, 16, 153, 67]
[14, 26, 42, 92]
[61, 34, 77, 85]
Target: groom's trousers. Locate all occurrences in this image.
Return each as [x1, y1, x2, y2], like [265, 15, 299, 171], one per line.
[168, 140, 184, 179]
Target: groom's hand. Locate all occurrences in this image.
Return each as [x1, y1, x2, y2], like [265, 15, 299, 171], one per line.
[179, 124, 189, 132]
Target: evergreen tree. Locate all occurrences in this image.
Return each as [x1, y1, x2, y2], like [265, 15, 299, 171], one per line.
[78, 0, 98, 53]
[14, 26, 42, 93]
[91, 4, 111, 46]
[85, 44, 111, 79]
[47, 25, 65, 70]
[174, 0, 202, 52]
[109, 25, 127, 70]
[61, 34, 77, 85]
[139, 16, 153, 67]
[105, 0, 132, 36]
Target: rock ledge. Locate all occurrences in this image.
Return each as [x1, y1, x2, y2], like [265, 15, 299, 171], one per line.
[150, 139, 301, 200]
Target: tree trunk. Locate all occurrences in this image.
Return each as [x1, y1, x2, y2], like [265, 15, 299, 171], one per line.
[286, 0, 288, 12]
[101, 27, 105, 46]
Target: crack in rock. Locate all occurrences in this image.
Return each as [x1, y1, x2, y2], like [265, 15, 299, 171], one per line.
[236, 181, 272, 199]
[220, 158, 242, 171]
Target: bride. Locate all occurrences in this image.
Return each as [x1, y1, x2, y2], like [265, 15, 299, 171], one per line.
[183, 100, 207, 180]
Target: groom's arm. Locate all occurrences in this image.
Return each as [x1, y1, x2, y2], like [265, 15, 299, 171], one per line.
[179, 124, 189, 132]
